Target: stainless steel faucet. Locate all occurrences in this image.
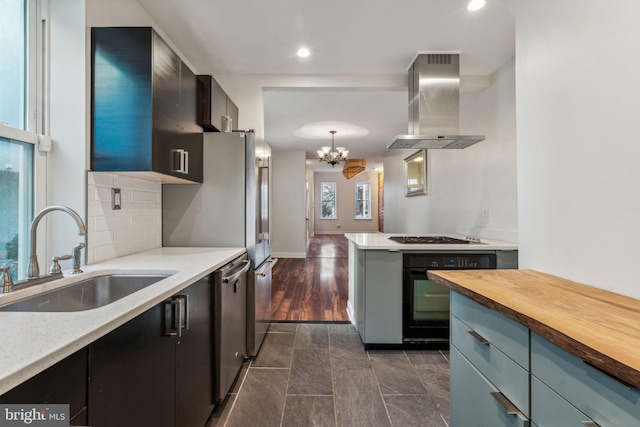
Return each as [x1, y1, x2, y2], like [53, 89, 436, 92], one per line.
[27, 205, 87, 279]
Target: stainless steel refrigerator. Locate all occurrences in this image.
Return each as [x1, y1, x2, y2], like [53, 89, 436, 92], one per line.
[162, 130, 276, 357]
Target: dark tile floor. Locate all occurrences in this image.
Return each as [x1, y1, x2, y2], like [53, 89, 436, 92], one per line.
[207, 323, 450, 427]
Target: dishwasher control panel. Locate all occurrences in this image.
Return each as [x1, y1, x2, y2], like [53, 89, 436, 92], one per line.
[404, 253, 497, 269]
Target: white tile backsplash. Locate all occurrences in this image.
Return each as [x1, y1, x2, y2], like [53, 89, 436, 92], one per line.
[87, 172, 162, 264]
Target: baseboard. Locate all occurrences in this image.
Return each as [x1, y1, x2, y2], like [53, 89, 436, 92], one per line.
[346, 301, 355, 324]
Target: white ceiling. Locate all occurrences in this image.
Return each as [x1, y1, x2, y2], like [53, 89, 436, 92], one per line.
[137, 0, 515, 171]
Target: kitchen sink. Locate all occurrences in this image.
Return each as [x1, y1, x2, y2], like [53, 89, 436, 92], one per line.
[0, 274, 171, 312]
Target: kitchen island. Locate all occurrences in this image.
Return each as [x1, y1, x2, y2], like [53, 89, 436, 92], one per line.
[344, 232, 518, 347]
[0, 246, 245, 395]
[429, 269, 640, 427]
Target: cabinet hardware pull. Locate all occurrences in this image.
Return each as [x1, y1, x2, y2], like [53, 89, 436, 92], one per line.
[183, 150, 189, 174]
[581, 421, 601, 427]
[175, 296, 183, 338]
[164, 299, 181, 336]
[468, 330, 490, 345]
[175, 294, 189, 331]
[490, 391, 522, 415]
[171, 149, 189, 174]
[256, 258, 279, 277]
[583, 360, 636, 390]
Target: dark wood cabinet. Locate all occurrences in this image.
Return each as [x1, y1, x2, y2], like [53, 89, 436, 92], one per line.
[91, 27, 203, 183]
[196, 74, 239, 132]
[175, 276, 214, 427]
[0, 348, 88, 424]
[87, 275, 214, 427]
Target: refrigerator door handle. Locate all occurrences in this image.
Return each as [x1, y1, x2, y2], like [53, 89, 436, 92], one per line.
[258, 159, 270, 243]
[256, 258, 278, 277]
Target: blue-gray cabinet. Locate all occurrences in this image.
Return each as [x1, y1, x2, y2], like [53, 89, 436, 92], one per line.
[351, 246, 403, 344]
[450, 292, 529, 427]
[450, 290, 640, 427]
[91, 27, 203, 183]
[531, 332, 640, 427]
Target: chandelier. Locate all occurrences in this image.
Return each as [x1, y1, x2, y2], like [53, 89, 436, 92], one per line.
[317, 130, 348, 167]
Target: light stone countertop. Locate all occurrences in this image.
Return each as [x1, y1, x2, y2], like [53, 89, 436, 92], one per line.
[344, 232, 518, 251]
[0, 247, 245, 395]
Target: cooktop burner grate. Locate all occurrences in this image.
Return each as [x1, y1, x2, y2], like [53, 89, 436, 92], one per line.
[388, 236, 472, 244]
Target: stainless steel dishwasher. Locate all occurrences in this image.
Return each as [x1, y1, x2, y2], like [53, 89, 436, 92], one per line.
[213, 253, 250, 403]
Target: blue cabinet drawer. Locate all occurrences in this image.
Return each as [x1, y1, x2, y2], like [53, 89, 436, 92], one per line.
[452, 314, 529, 417]
[451, 292, 529, 369]
[532, 375, 595, 427]
[531, 332, 640, 427]
[451, 346, 529, 427]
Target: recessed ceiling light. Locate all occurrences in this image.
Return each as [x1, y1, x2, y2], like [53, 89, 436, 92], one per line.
[297, 48, 310, 58]
[293, 121, 369, 139]
[467, 0, 486, 11]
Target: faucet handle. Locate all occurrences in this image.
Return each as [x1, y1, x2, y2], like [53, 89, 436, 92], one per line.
[50, 255, 72, 274]
[1, 265, 13, 293]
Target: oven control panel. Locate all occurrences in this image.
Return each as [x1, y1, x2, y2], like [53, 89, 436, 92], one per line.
[404, 253, 497, 269]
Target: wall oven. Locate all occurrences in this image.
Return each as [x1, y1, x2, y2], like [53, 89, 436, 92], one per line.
[402, 253, 497, 349]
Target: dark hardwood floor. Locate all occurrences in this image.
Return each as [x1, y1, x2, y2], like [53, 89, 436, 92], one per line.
[271, 235, 349, 322]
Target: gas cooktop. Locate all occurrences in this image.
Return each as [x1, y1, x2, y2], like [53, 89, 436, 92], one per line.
[388, 236, 477, 244]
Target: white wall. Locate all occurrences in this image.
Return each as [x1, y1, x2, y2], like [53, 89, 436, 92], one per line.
[45, 0, 87, 264]
[383, 59, 518, 243]
[87, 172, 162, 264]
[504, 0, 640, 298]
[272, 151, 307, 258]
[314, 170, 378, 234]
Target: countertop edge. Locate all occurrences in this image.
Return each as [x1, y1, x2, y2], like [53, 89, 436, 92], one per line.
[0, 247, 246, 395]
[344, 232, 519, 251]
[428, 270, 640, 389]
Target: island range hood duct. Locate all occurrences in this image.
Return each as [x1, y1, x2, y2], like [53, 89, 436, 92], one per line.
[387, 53, 484, 150]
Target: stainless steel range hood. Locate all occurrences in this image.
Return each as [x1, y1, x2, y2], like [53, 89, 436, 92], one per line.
[388, 54, 485, 150]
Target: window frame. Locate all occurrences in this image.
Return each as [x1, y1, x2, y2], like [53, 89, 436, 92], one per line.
[320, 181, 337, 220]
[354, 181, 371, 220]
[0, 0, 48, 279]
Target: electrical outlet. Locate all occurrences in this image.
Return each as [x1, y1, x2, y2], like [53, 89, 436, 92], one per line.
[112, 188, 122, 210]
[481, 209, 489, 221]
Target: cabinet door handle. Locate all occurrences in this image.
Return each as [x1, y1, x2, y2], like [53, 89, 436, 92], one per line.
[164, 299, 180, 336]
[582, 421, 601, 427]
[468, 330, 490, 345]
[171, 149, 189, 174]
[490, 391, 522, 415]
[175, 294, 189, 331]
[175, 297, 183, 338]
[183, 150, 189, 174]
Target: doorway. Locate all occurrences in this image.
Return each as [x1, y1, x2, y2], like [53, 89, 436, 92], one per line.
[271, 235, 349, 321]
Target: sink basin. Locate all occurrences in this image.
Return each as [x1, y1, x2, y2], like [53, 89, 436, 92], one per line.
[0, 274, 170, 312]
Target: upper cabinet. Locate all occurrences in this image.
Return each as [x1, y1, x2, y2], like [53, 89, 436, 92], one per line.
[196, 74, 239, 132]
[91, 27, 203, 184]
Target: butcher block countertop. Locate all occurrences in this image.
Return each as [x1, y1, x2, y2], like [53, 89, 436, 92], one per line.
[428, 269, 640, 389]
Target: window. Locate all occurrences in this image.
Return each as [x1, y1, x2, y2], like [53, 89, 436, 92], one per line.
[0, 0, 43, 282]
[0, 136, 34, 281]
[320, 182, 337, 219]
[355, 182, 371, 219]
[0, 0, 27, 128]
